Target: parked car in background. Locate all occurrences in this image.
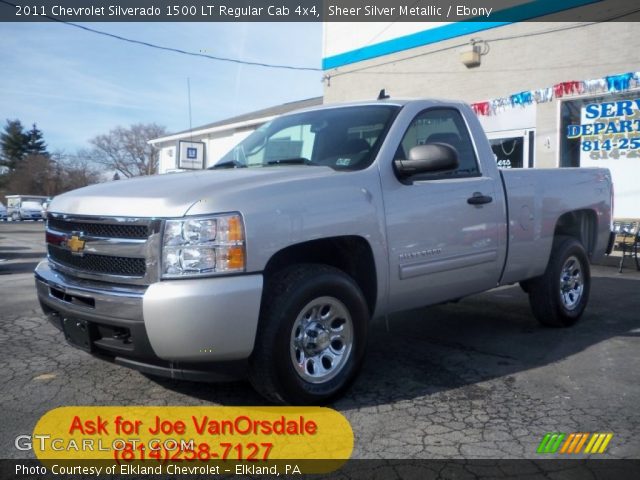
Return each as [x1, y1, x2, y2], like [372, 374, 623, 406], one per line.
[0, 202, 7, 221]
[19, 201, 46, 221]
[5, 195, 49, 221]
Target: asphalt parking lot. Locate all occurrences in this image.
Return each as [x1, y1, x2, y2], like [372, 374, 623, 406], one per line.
[1, 221, 639, 460]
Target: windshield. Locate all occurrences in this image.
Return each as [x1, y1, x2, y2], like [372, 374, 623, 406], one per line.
[211, 105, 399, 171]
[22, 201, 43, 210]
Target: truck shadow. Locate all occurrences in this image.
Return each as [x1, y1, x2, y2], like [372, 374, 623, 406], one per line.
[150, 276, 640, 407]
[0, 251, 45, 275]
[339, 275, 640, 408]
[0, 261, 40, 275]
[145, 377, 264, 405]
[0, 250, 44, 260]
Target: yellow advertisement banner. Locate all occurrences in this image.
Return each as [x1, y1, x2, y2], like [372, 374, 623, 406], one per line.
[32, 406, 353, 474]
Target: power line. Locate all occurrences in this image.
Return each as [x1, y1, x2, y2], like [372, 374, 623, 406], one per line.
[339, 60, 637, 76]
[362, 0, 423, 45]
[0, 0, 321, 72]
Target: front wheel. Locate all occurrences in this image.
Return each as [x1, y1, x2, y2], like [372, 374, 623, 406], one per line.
[249, 264, 369, 405]
[528, 236, 591, 327]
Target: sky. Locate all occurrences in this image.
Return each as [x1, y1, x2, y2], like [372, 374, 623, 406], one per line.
[0, 22, 323, 153]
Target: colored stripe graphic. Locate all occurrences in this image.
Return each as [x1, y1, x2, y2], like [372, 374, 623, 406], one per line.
[549, 433, 566, 453]
[573, 433, 589, 453]
[560, 433, 576, 453]
[537, 433, 553, 453]
[539, 432, 613, 454]
[562, 433, 589, 454]
[597, 434, 614, 453]
[537, 433, 566, 453]
[585, 433, 600, 453]
[585, 433, 614, 454]
[536, 433, 551, 453]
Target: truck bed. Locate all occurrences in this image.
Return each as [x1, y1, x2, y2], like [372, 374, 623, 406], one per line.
[499, 167, 612, 285]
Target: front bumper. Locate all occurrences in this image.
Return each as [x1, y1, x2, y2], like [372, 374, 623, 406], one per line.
[21, 211, 43, 219]
[35, 260, 263, 380]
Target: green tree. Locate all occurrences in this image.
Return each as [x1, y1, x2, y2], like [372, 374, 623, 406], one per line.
[0, 119, 28, 170]
[25, 123, 48, 156]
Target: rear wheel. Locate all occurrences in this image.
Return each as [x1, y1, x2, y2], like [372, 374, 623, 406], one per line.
[528, 236, 590, 327]
[249, 264, 369, 405]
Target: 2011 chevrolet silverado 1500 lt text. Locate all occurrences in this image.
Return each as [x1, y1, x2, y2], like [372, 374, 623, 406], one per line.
[35, 99, 614, 404]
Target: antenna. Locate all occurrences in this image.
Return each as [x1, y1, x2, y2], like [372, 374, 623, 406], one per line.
[187, 77, 193, 142]
[377, 89, 390, 100]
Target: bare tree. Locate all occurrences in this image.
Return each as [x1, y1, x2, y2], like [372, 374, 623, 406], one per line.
[57, 153, 102, 191]
[2, 152, 101, 197]
[89, 123, 167, 177]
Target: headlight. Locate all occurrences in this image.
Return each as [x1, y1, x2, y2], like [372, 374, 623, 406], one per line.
[161, 213, 245, 278]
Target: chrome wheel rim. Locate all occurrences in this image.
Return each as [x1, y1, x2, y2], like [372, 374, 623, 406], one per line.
[290, 296, 353, 384]
[560, 255, 583, 310]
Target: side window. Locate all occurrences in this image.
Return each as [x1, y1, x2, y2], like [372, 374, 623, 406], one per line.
[397, 108, 480, 177]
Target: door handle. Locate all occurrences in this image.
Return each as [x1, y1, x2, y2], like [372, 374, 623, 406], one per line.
[467, 192, 493, 205]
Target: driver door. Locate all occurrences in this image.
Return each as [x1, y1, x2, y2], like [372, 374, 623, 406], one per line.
[384, 107, 502, 313]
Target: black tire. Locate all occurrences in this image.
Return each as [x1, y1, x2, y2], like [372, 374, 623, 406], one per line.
[249, 264, 369, 405]
[528, 236, 591, 327]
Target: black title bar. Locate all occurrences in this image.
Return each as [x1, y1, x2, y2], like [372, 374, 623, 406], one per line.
[0, 0, 638, 22]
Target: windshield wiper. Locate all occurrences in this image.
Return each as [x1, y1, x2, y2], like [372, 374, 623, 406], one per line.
[266, 157, 311, 166]
[210, 159, 246, 169]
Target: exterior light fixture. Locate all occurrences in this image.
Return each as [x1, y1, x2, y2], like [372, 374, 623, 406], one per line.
[460, 38, 489, 68]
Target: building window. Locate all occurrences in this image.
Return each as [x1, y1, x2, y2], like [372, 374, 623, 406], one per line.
[489, 137, 524, 169]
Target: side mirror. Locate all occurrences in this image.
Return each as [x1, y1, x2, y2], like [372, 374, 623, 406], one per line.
[394, 143, 459, 178]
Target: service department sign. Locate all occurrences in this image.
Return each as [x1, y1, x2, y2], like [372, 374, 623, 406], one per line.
[570, 97, 640, 218]
[567, 98, 640, 161]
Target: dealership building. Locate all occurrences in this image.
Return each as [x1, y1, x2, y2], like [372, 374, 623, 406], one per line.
[322, 5, 640, 218]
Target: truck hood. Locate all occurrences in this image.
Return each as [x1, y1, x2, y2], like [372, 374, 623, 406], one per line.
[49, 167, 338, 218]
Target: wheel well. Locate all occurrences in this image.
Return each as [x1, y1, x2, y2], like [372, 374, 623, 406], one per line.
[553, 209, 597, 258]
[263, 236, 377, 314]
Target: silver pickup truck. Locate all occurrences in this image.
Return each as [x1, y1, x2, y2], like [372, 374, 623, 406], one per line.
[35, 99, 614, 404]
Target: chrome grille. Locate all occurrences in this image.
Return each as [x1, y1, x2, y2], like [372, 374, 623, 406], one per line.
[47, 217, 148, 239]
[48, 245, 146, 277]
[46, 214, 161, 285]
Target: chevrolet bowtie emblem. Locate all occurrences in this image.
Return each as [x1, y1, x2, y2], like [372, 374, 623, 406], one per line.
[67, 235, 86, 254]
